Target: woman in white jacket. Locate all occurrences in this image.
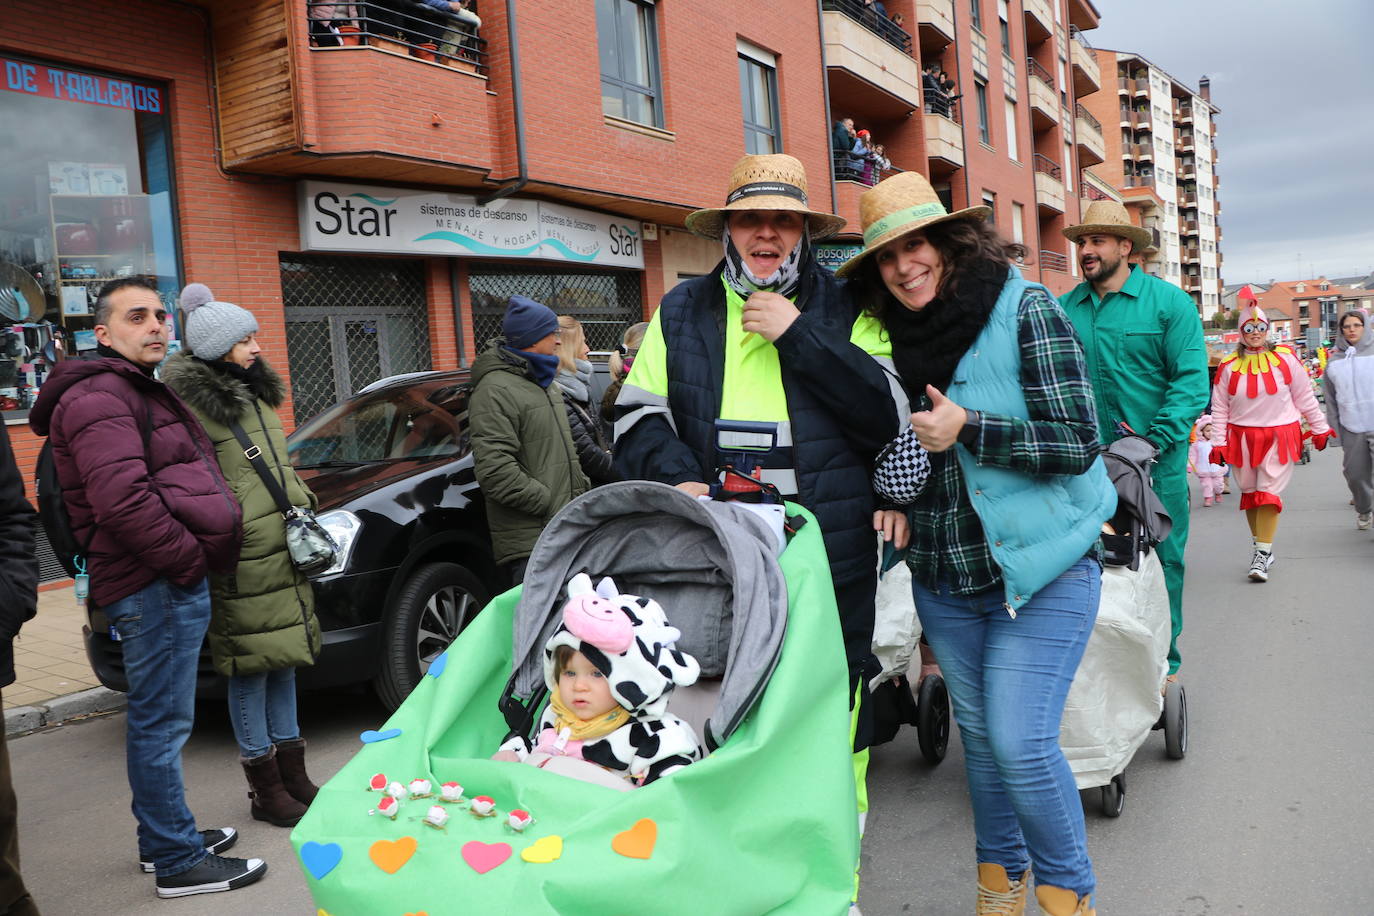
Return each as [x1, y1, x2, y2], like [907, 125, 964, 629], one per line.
[1323, 309, 1374, 529]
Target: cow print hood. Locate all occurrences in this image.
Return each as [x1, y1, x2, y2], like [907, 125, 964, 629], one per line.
[542, 573, 701, 717]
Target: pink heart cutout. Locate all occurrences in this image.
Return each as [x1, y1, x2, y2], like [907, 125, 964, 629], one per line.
[461, 841, 512, 875]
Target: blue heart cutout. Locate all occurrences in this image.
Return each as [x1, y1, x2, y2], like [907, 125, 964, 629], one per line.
[426, 651, 449, 679]
[360, 728, 402, 743]
[300, 841, 343, 880]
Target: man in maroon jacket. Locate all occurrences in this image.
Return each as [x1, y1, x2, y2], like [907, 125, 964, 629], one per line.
[29, 278, 266, 899]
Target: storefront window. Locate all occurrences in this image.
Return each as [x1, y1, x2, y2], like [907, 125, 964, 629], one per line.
[0, 54, 180, 416]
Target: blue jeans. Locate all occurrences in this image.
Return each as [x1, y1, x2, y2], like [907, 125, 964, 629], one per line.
[228, 668, 302, 759]
[913, 557, 1099, 895]
[101, 578, 211, 877]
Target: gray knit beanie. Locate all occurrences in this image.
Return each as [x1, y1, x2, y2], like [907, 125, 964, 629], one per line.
[179, 282, 258, 360]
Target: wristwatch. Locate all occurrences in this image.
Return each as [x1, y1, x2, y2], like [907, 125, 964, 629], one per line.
[957, 409, 981, 446]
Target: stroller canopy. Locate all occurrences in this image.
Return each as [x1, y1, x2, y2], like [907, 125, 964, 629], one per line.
[509, 481, 788, 750]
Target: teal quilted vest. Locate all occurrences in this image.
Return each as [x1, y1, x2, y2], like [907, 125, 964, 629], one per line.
[947, 268, 1117, 612]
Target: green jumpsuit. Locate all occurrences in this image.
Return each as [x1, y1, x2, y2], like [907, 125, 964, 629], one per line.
[1061, 265, 1209, 674]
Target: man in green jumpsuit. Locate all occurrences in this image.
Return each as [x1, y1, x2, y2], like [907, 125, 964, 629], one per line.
[1059, 201, 1209, 677]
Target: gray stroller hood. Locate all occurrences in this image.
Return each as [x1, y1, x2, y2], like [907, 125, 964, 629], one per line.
[507, 481, 788, 750]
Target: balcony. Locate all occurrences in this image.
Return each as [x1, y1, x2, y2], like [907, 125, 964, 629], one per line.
[1023, 0, 1055, 42]
[1175, 102, 1193, 124]
[1028, 58, 1059, 130]
[1074, 104, 1104, 165]
[1133, 142, 1153, 162]
[1177, 132, 1194, 153]
[1183, 247, 1200, 264]
[1040, 248, 1070, 272]
[1080, 170, 1118, 203]
[1069, 29, 1100, 96]
[1034, 153, 1065, 213]
[1183, 219, 1199, 235]
[924, 111, 965, 172]
[1132, 77, 1150, 97]
[1180, 163, 1196, 180]
[822, 0, 913, 53]
[822, 5, 921, 110]
[916, 0, 956, 50]
[1182, 276, 1202, 292]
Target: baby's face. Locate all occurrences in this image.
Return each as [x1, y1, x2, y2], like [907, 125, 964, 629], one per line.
[558, 650, 620, 721]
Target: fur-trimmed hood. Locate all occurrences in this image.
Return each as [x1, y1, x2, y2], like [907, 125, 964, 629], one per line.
[160, 352, 286, 427]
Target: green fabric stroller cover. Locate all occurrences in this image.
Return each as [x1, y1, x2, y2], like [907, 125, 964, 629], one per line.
[293, 481, 860, 915]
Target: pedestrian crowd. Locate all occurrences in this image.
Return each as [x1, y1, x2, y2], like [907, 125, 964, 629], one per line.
[831, 116, 893, 186]
[0, 150, 1358, 916]
[923, 61, 960, 117]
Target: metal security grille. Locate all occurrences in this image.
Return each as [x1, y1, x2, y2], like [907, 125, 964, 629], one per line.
[280, 255, 432, 425]
[468, 265, 643, 353]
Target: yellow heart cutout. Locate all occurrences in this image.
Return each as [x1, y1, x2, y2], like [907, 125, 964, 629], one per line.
[521, 834, 564, 864]
[611, 818, 657, 860]
[369, 836, 418, 874]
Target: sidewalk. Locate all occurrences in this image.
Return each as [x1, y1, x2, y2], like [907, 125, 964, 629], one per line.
[3, 584, 126, 736]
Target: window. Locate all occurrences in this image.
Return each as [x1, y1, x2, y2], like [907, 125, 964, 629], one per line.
[971, 0, 982, 29]
[998, 0, 1010, 54]
[1004, 98, 1018, 160]
[596, 0, 662, 127]
[0, 54, 181, 418]
[1057, 57, 1068, 105]
[1011, 202, 1025, 245]
[975, 79, 991, 145]
[982, 190, 997, 225]
[738, 44, 781, 154]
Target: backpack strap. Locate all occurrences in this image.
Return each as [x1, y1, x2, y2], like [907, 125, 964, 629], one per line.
[228, 420, 293, 516]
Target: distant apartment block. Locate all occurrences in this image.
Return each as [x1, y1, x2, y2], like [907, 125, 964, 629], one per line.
[1078, 49, 1222, 315]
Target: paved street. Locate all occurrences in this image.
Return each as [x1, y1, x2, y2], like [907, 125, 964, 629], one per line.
[8, 449, 1373, 914]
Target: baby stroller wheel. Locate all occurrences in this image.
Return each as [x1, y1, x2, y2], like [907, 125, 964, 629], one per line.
[1163, 680, 1188, 759]
[916, 674, 950, 765]
[1100, 773, 1126, 817]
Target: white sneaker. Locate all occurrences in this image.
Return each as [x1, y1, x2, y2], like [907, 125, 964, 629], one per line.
[1357, 512, 1371, 530]
[1248, 549, 1273, 582]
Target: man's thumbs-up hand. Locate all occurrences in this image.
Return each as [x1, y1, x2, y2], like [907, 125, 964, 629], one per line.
[910, 385, 968, 453]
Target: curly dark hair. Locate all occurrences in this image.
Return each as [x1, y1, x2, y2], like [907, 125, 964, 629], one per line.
[849, 216, 1025, 324]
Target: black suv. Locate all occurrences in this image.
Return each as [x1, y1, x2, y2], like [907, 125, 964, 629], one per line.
[83, 369, 503, 710]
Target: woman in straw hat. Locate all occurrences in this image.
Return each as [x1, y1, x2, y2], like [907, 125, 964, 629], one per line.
[1208, 304, 1330, 582]
[614, 154, 904, 911]
[840, 171, 1114, 916]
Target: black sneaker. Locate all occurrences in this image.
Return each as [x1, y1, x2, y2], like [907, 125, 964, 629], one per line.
[140, 827, 238, 874]
[154, 853, 266, 899]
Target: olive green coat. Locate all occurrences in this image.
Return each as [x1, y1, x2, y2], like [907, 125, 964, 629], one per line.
[469, 342, 589, 564]
[161, 353, 321, 676]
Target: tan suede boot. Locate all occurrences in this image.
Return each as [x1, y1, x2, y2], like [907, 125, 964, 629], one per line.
[1034, 885, 1095, 916]
[977, 863, 1029, 915]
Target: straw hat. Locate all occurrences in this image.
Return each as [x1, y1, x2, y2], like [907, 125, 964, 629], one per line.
[833, 171, 989, 278]
[1061, 199, 1153, 253]
[685, 154, 847, 241]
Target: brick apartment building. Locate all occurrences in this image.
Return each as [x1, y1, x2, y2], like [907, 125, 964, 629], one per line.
[2, 0, 1121, 575]
[1078, 49, 1223, 317]
[1256, 278, 1374, 342]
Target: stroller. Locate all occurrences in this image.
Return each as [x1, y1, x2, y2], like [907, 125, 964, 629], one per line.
[1060, 435, 1188, 817]
[293, 481, 863, 915]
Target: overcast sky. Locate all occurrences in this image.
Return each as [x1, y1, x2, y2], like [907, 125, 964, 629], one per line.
[1087, 0, 1374, 285]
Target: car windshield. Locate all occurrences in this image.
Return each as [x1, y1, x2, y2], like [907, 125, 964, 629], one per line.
[289, 380, 470, 467]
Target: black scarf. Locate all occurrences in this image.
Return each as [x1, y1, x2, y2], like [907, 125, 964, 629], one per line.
[886, 259, 1006, 404]
[96, 343, 155, 377]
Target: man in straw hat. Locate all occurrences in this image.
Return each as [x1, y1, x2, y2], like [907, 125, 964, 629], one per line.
[1059, 199, 1209, 681]
[614, 153, 904, 900]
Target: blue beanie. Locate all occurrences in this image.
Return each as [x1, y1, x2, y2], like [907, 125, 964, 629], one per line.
[502, 295, 560, 350]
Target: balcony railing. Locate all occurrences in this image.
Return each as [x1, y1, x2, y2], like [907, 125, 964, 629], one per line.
[305, 0, 489, 74]
[1075, 103, 1100, 133]
[821, 0, 913, 53]
[1080, 180, 1111, 202]
[832, 151, 900, 186]
[1040, 249, 1069, 272]
[1034, 153, 1062, 180]
[1027, 56, 1055, 87]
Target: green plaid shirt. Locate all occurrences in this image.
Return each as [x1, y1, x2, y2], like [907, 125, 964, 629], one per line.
[907, 287, 1102, 596]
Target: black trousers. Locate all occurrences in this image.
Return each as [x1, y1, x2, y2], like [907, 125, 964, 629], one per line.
[0, 691, 37, 916]
[834, 574, 879, 753]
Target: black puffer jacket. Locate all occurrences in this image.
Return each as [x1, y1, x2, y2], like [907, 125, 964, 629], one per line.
[0, 424, 37, 688]
[564, 397, 617, 486]
[614, 260, 899, 587]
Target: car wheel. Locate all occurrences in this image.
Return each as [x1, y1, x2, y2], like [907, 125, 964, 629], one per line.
[374, 562, 489, 711]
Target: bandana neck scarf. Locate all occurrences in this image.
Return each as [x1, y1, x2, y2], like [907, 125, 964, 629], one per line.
[721, 230, 810, 300]
[548, 690, 631, 741]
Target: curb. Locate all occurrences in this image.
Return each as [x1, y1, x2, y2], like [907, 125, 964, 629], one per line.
[4, 687, 127, 738]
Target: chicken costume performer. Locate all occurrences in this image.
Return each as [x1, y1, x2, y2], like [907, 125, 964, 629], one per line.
[499, 573, 702, 786]
[1209, 303, 1331, 581]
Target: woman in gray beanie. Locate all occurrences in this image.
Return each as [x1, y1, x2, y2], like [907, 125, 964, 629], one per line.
[161, 283, 322, 828]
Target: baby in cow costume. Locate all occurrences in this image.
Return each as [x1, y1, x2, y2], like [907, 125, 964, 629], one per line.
[495, 573, 703, 786]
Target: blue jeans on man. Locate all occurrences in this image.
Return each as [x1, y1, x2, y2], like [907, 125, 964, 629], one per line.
[102, 578, 212, 877]
[913, 556, 1100, 896]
